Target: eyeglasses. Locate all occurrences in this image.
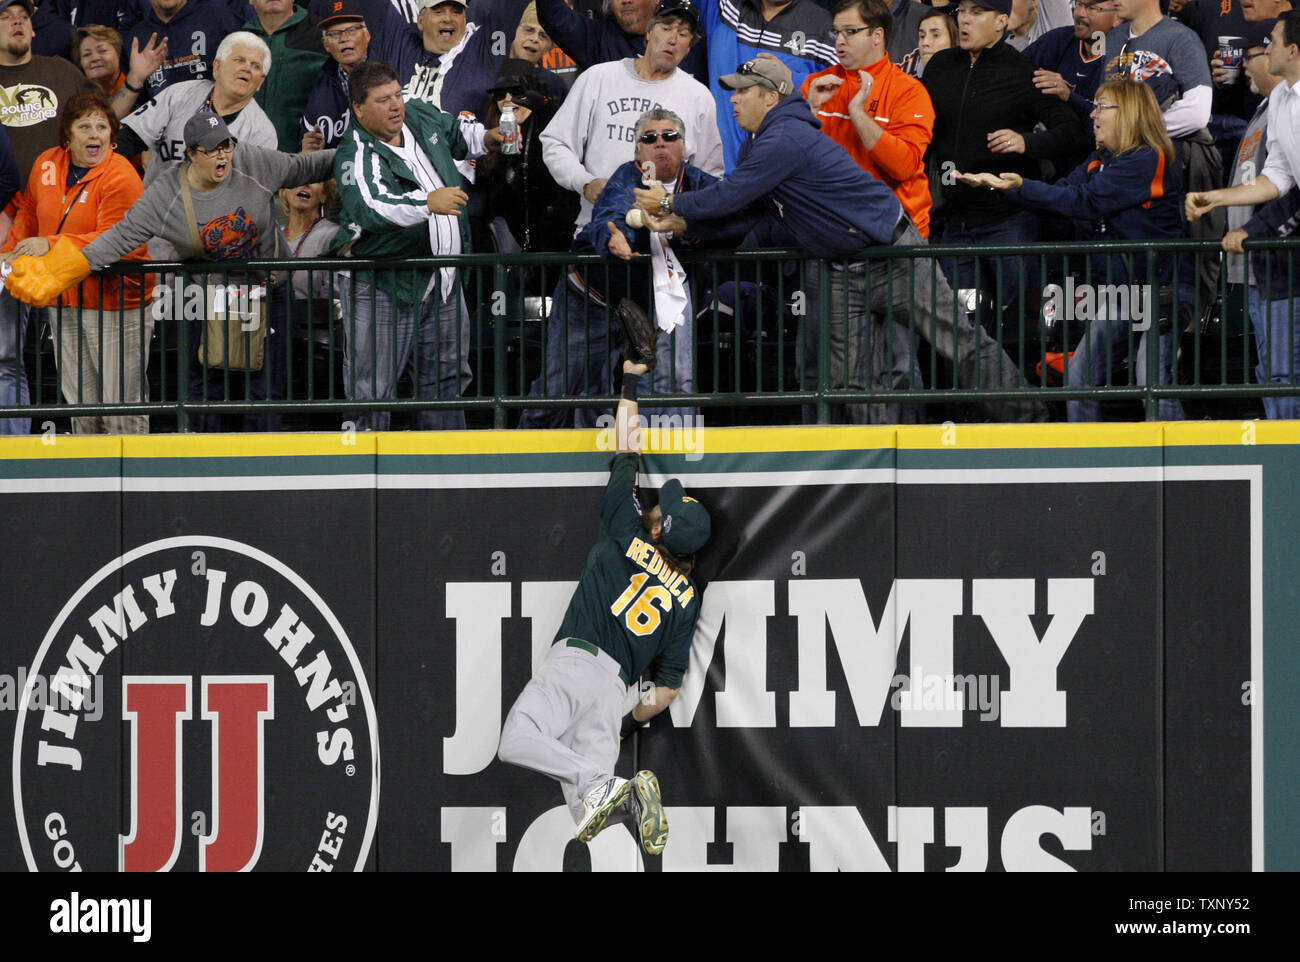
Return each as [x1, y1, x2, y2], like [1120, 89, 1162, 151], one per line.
[323, 23, 365, 42]
[195, 139, 234, 157]
[1069, 1, 1117, 11]
[638, 130, 682, 144]
[1244, 50, 1269, 62]
[1090, 102, 1118, 112]
[831, 25, 876, 40]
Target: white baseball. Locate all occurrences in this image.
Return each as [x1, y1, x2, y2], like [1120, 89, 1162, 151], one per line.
[625, 208, 645, 229]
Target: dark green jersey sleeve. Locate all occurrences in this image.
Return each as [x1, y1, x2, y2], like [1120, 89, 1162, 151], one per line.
[600, 453, 643, 544]
[648, 598, 700, 689]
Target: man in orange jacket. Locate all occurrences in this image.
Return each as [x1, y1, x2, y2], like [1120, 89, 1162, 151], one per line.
[803, 0, 935, 237]
[801, 0, 935, 422]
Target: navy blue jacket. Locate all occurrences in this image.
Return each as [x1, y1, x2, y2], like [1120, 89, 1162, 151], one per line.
[404, 0, 534, 121]
[534, 0, 708, 85]
[673, 93, 903, 258]
[1011, 145, 1184, 285]
[1243, 188, 1300, 301]
[114, 0, 252, 34]
[1024, 25, 1107, 121]
[300, 0, 424, 147]
[32, 0, 72, 59]
[126, 0, 249, 98]
[581, 159, 749, 304]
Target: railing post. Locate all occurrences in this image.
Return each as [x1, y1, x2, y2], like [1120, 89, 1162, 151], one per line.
[816, 256, 830, 424]
[1144, 248, 1157, 421]
[176, 268, 191, 432]
[493, 262, 507, 430]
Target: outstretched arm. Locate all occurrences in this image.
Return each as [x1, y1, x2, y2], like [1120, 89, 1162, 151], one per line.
[617, 358, 650, 453]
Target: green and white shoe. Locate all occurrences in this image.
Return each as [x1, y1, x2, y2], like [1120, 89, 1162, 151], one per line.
[575, 776, 631, 843]
[633, 770, 668, 856]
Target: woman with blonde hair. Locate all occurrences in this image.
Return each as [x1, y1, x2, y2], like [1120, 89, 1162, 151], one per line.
[958, 77, 1184, 421]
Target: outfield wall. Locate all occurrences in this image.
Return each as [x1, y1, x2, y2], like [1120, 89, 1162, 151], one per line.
[0, 423, 1293, 872]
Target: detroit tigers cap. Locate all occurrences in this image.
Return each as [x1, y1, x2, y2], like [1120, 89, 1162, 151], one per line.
[658, 479, 710, 557]
[719, 58, 795, 96]
[318, 0, 367, 28]
[0, 0, 35, 17]
[418, 0, 469, 9]
[652, 0, 700, 31]
[1245, 18, 1277, 50]
[968, 0, 1012, 14]
[184, 110, 234, 152]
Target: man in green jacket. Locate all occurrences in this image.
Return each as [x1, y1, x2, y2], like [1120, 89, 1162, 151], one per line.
[245, 0, 330, 153]
[333, 59, 499, 431]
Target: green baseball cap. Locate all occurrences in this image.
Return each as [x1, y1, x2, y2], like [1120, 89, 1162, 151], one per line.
[659, 479, 710, 556]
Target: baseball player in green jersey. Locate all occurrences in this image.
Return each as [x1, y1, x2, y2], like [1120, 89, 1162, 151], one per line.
[497, 357, 711, 857]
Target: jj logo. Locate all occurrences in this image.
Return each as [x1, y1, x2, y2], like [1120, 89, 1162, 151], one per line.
[15, 538, 378, 872]
[121, 677, 272, 873]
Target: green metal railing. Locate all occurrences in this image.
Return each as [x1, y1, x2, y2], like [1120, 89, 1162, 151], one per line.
[0, 237, 1295, 431]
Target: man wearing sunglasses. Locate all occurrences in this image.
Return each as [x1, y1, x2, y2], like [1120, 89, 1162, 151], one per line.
[524, 0, 723, 427]
[541, 0, 722, 234]
[572, 108, 746, 413]
[633, 57, 1048, 422]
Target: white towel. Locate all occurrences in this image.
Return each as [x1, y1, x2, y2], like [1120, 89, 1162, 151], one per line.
[642, 162, 687, 332]
[650, 230, 686, 333]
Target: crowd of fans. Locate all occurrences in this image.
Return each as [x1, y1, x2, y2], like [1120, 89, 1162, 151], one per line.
[0, 0, 1296, 434]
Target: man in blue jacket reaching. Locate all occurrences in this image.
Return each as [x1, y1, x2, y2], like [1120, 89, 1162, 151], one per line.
[632, 56, 1048, 422]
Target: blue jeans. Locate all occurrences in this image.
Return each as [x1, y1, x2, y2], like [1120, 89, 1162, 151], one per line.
[1064, 302, 1185, 422]
[1247, 288, 1300, 420]
[519, 276, 696, 429]
[933, 210, 1041, 327]
[342, 276, 471, 432]
[0, 289, 30, 435]
[800, 259, 924, 424]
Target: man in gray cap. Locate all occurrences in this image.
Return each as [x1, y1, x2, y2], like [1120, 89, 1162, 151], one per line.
[633, 56, 1048, 421]
[498, 357, 710, 857]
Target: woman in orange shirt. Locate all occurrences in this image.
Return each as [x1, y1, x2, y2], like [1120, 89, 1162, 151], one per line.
[1, 92, 154, 434]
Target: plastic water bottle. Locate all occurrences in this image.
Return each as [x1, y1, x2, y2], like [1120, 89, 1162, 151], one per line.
[500, 103, 520, 155]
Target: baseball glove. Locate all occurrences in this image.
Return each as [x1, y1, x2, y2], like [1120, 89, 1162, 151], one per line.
[616, 298, 659, 371]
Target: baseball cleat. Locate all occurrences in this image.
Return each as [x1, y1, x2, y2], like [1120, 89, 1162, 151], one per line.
[633, 770, 668, 855]
[575, 776, 632, 843]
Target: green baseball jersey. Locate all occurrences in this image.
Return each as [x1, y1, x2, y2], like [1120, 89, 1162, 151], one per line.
[555, 453, 700, 688]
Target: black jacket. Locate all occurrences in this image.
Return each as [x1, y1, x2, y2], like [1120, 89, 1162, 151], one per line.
[480, 88, 578, 254]
[923, 40, 1091, 230]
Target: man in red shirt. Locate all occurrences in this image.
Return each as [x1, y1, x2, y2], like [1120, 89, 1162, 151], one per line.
[802, 0, 935, 236]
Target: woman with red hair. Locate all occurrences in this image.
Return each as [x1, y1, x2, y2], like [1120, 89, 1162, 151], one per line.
[1, 91, 153, 434]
